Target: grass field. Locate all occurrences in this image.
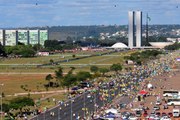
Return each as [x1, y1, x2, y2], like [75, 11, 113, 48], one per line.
[0, 50, 136, 110]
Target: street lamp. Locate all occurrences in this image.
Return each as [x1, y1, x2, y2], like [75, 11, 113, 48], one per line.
[70, 99, 73, 120]
[0, 83, 4, 120]
[58, 107, 61, 120]
[83, 92, 86, 119]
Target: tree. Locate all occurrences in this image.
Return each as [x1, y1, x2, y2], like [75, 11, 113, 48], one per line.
[9, 97, 34, 112]
[5, 45, 36, 57]
[72, 54, 76, 58]
[99, 68, 109, 76]
[55, 67, 63, 86]
[110, 63, 122, 74]
[0, 43, 7, 57]
[62, 74, 77, 93]
[90, 66, 99, 73]
[68, 67, 76, 74]
[76, 71, 91, 82]
[49, 59, 54, 65]
[33, 44, 43, 51]
[45, 74, 53, 87]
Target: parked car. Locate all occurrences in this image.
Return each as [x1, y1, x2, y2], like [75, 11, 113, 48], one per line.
[168, 112, 173, 117]
[153, 106, 160, 111]
[79, 82, 92, 88]
[163, 104, 168, 109]
[135, 110, 141, 117]
[160, 116, 171, 120]
[156, 100, 161, 105]
[161, 112, 167, 117]
[129, 115, 138, 120]
[143, 111, 148, 117]
[156, 112, 161, 117]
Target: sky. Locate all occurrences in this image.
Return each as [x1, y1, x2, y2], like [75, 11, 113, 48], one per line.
[0, 0, 180, 28]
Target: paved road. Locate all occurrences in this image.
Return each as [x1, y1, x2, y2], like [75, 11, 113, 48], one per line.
[30, 80, 135, 120]
[30, 57, 173, 120]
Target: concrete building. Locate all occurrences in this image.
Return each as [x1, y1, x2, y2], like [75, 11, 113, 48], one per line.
[0, 30, 4, 46]
[39, 30, 48, 45]
[29, 30, 39, 45]
[5, 30, 18, 46]
[128, 11, 142, 48]
[128, 11, 135, 48]
[18, 30, 29, 45]
[0, 29, 48, 46]
[135, 11, 142, 47]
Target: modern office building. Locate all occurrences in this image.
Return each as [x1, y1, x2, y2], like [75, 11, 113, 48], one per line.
[18, 30, 29, 45]
[135, 11, 142, 47]
[0, 29, 48, 46]
[128, 11, 135, 48]
[39, 30, 48, 45]
[0, 30, 4, 45]
[29, 30, 39, 45]
[128, 11, 142, 48]
[5, 30, 18, 46]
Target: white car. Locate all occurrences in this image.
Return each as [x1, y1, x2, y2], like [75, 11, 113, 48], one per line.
[129, 116, 138, 120]
[160, 116, 171, 120]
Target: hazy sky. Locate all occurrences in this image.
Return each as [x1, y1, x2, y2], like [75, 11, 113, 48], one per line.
[0, 0, 180, 27]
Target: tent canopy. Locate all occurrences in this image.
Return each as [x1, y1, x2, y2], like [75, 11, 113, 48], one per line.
[139, 90, 148, 95]
[105, 108, 118, 114]
[147, 83, 153, 88]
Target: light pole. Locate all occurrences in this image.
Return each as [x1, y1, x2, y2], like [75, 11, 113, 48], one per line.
[70, 99, 72, 120]
[58, 107, 61, 120]
[0, 83, 4, 120]
[83, 92, 86, 119]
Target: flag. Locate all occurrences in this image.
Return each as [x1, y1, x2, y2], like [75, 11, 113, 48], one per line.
[147, 16, 151, 21]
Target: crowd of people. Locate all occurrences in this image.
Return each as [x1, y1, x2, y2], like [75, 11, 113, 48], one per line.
[92, 50, 179, 119]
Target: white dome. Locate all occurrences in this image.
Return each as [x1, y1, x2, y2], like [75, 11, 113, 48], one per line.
[149, 42, 174, 48]
[111, 42, 128, 48]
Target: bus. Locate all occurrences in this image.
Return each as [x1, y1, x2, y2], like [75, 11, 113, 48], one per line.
[163, 90, 179, 97]
[167, 99, 180, 106]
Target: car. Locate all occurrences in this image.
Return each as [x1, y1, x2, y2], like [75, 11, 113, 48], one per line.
[150, 111, 156, 116]
[160, 116, 171, 120]
[129, 115, 138, 120]
[121, 112, 131, 119]
[153, 106, 160, 111]
[71, 86, 79, 91]
[148, 115, 160, 120]
[163, 104, 168, 109]
[148, 115, 156, 120]
[168, 112, 173, 117]
[156, 112, 161, 116]
[143, 111, 148, 117]
[156, 100, 161, 105]
[119, 103, 127, 109]
[161, 112, 167, 117]
[135, 110, 141, 117]
[79, 82, 92, 88]
[87, 94, 92, 98]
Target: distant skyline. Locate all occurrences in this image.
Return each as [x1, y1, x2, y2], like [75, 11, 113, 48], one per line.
[0, 0, 180, 28]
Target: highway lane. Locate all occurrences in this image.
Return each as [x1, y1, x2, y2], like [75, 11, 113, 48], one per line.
[30, 81, 134, 120]
[30, 64, 158, 120]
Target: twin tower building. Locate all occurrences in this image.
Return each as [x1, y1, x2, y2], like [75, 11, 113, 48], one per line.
[128, 11, 142, 48]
